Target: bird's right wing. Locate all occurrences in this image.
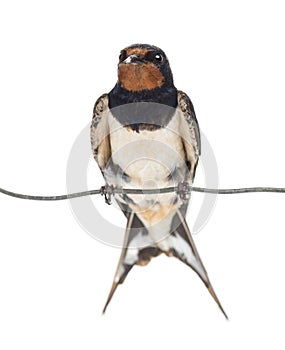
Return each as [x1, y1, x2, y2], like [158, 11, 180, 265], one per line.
[90, 93, 111, 171]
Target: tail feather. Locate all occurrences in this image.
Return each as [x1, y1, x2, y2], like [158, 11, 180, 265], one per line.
[171, 210, 228, 319]
[102, 211, 162, 313]
[102, 264, 133, 314]
[103, 208, 227, 319]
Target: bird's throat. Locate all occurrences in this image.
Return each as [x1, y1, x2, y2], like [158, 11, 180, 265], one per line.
[118, 63, 164, 91]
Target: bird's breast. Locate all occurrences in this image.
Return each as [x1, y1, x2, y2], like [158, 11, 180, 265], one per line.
[107, 110, 185, 188]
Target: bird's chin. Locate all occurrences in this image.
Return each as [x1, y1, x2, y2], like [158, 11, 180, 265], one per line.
[118, 63, 164, 91]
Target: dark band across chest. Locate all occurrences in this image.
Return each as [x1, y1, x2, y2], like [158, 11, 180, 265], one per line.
[108, 85, 178, 132]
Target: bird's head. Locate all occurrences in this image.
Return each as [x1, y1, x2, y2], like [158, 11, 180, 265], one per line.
[117, 44, 174, 92]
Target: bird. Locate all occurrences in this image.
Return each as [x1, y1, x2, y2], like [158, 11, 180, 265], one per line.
[90, 43, 227, 318]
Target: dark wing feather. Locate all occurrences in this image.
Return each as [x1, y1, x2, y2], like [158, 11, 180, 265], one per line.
[177, 90, 201, 179]
[90, 93, 111, 171]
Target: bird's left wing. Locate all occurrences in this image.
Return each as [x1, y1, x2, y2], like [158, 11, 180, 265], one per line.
[177, 90, 201, 179]
[90, 93, 111, 171]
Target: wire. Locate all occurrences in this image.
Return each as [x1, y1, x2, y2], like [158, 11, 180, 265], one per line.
[0, 187, 101, 201]
[192, 187, 285, 194]
[1, 185, 285, 201]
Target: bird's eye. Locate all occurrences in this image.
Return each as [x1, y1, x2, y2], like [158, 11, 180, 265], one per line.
[154, 53, 163, 63]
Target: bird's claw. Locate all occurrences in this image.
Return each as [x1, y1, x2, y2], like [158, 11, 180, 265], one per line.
[177, 181, 191, 202]
[100, 184, 114, 205]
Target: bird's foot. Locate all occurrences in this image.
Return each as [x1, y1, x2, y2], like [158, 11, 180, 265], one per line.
[100, 184, 114, 205]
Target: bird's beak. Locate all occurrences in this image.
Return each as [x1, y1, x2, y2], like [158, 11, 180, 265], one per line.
[123, 54, 144, 64]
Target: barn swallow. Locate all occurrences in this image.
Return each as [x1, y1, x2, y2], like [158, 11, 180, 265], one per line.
[90, 44, 227, 318]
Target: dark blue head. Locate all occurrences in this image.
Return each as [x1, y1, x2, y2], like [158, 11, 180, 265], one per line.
[117, 44, 175, 92]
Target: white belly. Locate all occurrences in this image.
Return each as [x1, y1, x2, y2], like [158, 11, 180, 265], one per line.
[104, 111, 187, 247]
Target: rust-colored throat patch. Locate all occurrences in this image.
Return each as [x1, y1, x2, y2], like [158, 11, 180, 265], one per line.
[118, 63, 164, 91]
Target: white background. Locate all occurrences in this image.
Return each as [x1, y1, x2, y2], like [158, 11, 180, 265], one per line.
[1, 0, 285, 349]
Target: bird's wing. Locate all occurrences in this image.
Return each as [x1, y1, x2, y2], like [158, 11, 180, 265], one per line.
[90, 93, 111, 171]
[177, 90, 201, 179]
